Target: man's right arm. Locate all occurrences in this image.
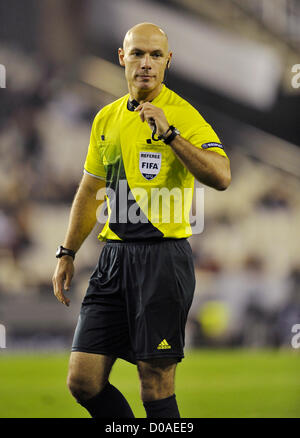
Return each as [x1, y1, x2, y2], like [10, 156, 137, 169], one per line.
[52, 173, 106, 306]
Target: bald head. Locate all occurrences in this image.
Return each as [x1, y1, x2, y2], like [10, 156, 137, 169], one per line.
[118, 22, 172, 101]
[123, 22, 169, 53]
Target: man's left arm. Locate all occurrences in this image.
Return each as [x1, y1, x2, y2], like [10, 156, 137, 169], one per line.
[136, 102, 231, 191]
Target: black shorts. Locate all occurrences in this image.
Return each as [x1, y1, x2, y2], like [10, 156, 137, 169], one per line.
[71, 238, 195, 364]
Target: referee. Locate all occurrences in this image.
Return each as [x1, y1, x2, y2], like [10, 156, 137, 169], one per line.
[52, 22, 231, 418]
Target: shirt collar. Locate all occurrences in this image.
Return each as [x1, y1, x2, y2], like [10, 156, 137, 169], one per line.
[126, 84, 166, 112]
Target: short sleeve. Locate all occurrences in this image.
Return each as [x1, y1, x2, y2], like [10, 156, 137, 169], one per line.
[83, 112, 106, 180]
[177, 105, 229, 159]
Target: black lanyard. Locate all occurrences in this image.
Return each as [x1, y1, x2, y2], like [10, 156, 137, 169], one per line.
[128, 99, 160, 141]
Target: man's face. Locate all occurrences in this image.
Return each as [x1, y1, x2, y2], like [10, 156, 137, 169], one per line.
[119, 28, 171, 95]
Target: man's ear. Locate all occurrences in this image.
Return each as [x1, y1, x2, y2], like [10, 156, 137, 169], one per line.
[167, 52, 172, 69]
[118, 48, 125, 67]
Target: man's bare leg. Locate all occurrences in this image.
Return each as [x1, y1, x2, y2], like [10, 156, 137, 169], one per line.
[67, 352, 134, 417]
[137, 358, 180, 418]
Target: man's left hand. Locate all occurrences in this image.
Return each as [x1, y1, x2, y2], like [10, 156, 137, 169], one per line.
[135, 102, 169, 136]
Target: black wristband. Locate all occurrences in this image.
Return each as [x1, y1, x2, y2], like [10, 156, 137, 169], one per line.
[56, 245, 75, 260]
[164, 126, 180, 144]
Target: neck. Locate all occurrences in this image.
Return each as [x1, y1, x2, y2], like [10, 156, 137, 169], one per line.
[129, 83, 163, 103]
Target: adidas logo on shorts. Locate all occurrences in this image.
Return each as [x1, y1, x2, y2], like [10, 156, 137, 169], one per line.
[157, 339, 171, 350]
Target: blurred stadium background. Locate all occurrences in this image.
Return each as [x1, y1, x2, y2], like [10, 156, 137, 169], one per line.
[0, 0, 300, 418]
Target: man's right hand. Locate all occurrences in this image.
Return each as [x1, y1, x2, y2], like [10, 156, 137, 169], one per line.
[52, 256, 74, 307]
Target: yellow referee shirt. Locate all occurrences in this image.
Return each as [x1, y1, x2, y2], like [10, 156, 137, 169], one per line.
[84, 84, 228, 241]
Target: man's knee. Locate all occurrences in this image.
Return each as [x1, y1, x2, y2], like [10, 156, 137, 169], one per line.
[67, 372, 104, 401]
[67, 352, 115, 402]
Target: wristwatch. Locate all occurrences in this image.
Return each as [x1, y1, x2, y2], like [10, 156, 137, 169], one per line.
[56, 245, 75, 260]
[159, 125, 180, 145]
